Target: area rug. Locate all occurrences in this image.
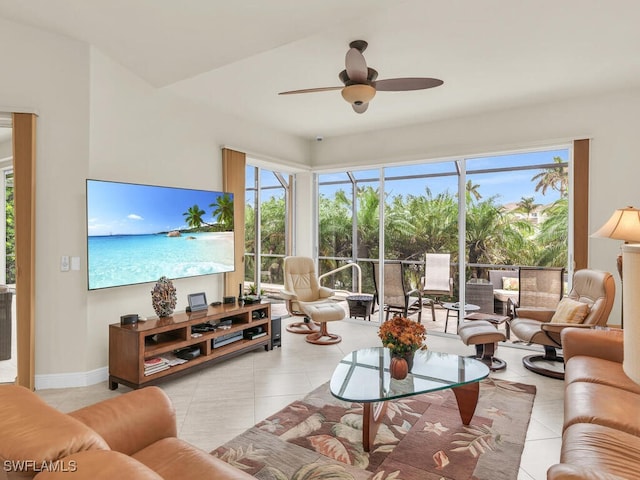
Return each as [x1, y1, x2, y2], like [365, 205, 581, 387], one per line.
[212, 378, 536, 480]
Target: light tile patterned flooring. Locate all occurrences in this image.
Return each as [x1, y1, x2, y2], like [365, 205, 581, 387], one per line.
[35, 314, 562, 480]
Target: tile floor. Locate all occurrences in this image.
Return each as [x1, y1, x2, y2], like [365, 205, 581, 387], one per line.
[35, 317, 563, 480]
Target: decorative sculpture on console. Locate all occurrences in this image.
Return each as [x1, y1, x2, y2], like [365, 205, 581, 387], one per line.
[151, 276, 177, 317]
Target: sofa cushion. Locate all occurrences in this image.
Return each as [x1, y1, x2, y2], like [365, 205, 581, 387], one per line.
[493, 288, 518, 303]
[33, 450, 163, 480]
[564, 381, 640, 437]
[0, 386, 108, 474]
[550, 423, 640, 480]
[565, 356, 640, 395]
[133, 437, 255, 480]
[550, 297, 590, 324]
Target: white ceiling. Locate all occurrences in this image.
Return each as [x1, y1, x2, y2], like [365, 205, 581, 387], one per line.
[1, 0, 640, 140]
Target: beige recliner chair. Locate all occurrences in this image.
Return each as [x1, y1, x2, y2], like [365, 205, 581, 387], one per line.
[280, 256, 345, 345]
[509, 268, 615, 379]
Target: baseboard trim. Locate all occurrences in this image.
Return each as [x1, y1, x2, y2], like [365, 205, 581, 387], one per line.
[35, 366, 108, 390]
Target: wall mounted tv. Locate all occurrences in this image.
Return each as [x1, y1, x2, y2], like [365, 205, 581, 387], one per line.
[86, 179, 235, 290]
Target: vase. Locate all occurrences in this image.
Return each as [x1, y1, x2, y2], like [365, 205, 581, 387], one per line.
[390, 356, 409, 380]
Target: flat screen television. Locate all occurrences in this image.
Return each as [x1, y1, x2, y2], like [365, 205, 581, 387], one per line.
[86, 179, 235, 290]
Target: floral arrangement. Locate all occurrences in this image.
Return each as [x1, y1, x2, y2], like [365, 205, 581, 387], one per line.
[151, 276, 177, 317]
[378, 316, 427, 356]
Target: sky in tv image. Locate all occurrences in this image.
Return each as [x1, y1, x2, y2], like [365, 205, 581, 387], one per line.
[86, 180, 235, 290]
[87, 180, 233, 236]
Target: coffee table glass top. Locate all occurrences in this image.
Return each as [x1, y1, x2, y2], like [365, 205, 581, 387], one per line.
[330, 347, 490, 403]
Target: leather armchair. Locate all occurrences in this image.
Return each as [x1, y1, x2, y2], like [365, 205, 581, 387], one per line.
[509, 268, 615, 379]
[280, 256, 340, 336]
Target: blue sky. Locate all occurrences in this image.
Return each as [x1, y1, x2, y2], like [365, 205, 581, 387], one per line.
[87, 180, 231, 236]
[318, 149, 568, 206]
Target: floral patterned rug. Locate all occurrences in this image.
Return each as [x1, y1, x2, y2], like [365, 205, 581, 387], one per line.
[211, 378, 536, 480]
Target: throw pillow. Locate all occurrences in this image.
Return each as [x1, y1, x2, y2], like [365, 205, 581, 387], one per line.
[550, 297, 591, 324]
[502, 277, 519, 291]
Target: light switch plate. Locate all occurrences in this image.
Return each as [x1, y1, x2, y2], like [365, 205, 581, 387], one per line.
[61, 256, 70, 272]
[71, 256, 80, 271]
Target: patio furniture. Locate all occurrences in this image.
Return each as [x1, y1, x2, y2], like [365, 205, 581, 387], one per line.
[509, 268, 614, 379]
[346, 294, 374, 321]
[488, 269, 519, 314]
[372, 261, 423, 322]
[442, 302, 480, 333]
[421, 253, 453, 302]
[465, 281, 494, 314]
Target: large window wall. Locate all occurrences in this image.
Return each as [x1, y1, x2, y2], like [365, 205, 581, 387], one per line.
[316, 146, 571, 318]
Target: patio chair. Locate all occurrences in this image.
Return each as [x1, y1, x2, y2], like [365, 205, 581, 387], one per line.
[422, 253, 453, 299]
[372, 261, 423, 323]
[509, 268, 614, 379]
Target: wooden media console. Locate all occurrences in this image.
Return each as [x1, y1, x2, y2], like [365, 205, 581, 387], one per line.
[109, 301, 271, 390]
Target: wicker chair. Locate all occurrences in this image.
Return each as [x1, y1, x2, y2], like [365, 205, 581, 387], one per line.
[465, 282, 495, 314]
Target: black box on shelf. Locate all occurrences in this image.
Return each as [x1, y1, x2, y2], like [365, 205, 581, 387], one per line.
[243, 326, 267, 340]
[271, 316, 281, 349]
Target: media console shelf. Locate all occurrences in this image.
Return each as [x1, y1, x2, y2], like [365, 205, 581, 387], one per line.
[109, 301, 271, 390]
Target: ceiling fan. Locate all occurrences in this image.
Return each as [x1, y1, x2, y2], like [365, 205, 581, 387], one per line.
[278, 40, 443, 114]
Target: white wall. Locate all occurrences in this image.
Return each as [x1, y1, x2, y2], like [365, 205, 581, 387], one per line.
[0, 17, 93, 381]
[308, 89, 640, 324]
[0, 17, 309, 387]
[86, 49, 309, 373]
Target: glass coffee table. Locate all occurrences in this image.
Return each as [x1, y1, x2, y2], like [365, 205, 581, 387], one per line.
[330, 347, 490, 452]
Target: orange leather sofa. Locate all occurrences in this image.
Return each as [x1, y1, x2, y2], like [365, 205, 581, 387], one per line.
[547, 328, 640, 480]
[0, 385, 252, 479]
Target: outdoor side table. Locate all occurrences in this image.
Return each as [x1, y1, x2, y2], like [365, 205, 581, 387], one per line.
[346, 294, 374, 321]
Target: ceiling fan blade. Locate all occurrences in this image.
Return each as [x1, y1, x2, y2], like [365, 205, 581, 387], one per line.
[373, 77, 444, 91]
[352, 102, 369, 114]
[345, 48, 368, 83]
[278, 86, 342, 95]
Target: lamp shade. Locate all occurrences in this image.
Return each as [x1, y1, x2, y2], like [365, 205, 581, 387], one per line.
[591, 206, 640, 242]
[341, 84, 376, 105]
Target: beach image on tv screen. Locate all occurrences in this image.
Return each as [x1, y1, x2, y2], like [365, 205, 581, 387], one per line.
[86, 180, 235, 290]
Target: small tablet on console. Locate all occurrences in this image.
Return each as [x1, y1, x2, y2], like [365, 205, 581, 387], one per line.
[187, 292, 208, 312]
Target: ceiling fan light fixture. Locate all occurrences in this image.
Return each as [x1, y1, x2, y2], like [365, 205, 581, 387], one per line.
[341, 84, 376, 106]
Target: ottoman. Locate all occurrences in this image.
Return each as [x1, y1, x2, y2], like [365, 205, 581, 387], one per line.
[301, 302, 345, 345]
[458, 320, 507, 371]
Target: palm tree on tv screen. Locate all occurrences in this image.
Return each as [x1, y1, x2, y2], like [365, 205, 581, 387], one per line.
[183, 204, 208, 229]
[211, 193, 234, 231]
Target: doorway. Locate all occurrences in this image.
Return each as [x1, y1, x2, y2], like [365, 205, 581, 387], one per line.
[0, 125, 15, 383]
[0, 112, 36, 389]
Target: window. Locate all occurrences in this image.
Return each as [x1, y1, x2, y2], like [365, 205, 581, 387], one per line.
[245, 165, 292, 290]
[316, 145, 571, 324]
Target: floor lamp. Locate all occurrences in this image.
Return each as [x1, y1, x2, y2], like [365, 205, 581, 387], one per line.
[592, 206, 640, 384]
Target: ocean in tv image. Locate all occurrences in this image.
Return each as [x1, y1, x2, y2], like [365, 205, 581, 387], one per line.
[86, 180, 235, 290]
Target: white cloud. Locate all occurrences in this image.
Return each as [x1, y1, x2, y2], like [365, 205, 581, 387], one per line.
[128, 214, 143, 221]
